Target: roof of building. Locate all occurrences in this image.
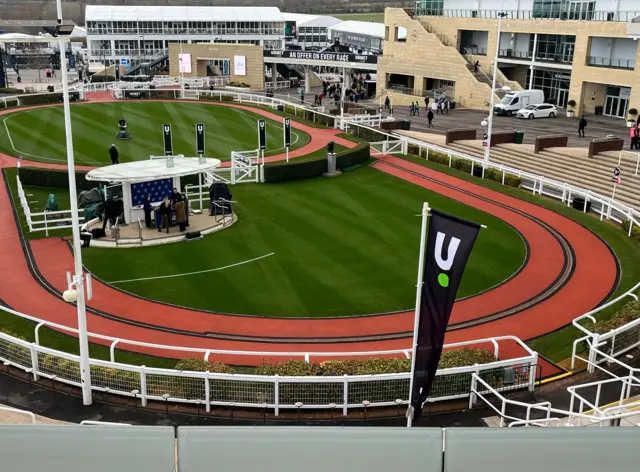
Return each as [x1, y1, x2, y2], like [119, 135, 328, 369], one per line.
[282, 13, 342, 28]
[0, 32, 39, 41]
[85, 6, 284, 23]
[329, 20, 407, 40]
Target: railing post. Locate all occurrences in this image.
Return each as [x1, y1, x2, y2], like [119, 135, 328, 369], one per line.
[109, 340, 119, 362]
[402, 138, 408, 155]
[343, 375, 348, 416]
[140, 366, 147, 407]
[469, 374, 477, 409]
[502, 169, 505, 185]
[29, 344, 39, 381]
[205, 371, 211, 413]
[44, 211, 48, 237]
[274, 374, 279, 417]
[34, 322, 45, 345]
[587, 333, 599, 373]
[528, 352, 538, 393]
[448, 152, 452, 167]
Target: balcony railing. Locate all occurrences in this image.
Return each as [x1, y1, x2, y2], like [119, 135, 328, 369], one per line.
[462, 46, 487, 56]
[498, 49, 533, 60]
[587, 56, 636, 70]
[414, 4, 640, 22]
[90, 48, 167, 58]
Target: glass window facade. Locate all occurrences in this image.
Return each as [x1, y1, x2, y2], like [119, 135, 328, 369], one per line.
[532, 34, 575, 63]
[417, 0, 444, 15]
[524, 69, 571, 106]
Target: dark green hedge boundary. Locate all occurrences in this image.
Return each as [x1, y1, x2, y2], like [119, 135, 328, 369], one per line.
[264, 144, 370, 183]
[18, 167, 94, 192]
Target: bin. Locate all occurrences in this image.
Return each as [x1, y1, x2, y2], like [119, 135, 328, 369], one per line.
[277, 104, 284, 112]
[403, 120, 412, 131]
[514, 130, 525, 144]
[449, 100, 456, 110]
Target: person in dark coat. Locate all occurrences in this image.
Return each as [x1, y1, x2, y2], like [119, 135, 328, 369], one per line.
[109, 144, 119, 165]
[159, 197, 172, 233]
[175, 197, 187, 232]
[384, 96, 391, 110]
[578, 116, 587, 138]
[143, 194, 153, 229]
[427, 109, 434, 128]
[424, 96, 429, 112]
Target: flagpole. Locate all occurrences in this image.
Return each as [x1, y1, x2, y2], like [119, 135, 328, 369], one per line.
[407, 202, 431, 427]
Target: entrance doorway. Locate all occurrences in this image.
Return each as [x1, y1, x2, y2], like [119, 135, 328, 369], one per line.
[557, 89, 569, 109]
[604, 86, 631, 118]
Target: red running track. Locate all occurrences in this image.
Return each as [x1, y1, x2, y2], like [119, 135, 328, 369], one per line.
[0, 94, 619, 372]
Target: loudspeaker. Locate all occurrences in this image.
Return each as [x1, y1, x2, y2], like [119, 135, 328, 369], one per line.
[185, 231, 201, 240]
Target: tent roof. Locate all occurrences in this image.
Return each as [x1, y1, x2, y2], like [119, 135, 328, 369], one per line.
[86, 157, 221, 183]
[329, 21, 407, 40]
[282, 13, 342, 28]
[85, 6, 284, 22]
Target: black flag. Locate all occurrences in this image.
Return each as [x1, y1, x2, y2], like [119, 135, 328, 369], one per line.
[258, 120, 266, 150]
[283, 118, 291, 147]
[410, 209, 480, 419]
[196, 123, 205, 155]
[162, 124, 173, 156]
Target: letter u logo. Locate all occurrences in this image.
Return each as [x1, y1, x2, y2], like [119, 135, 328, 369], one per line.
[164, 126, 170, 133]
[434, 232, 460, 271]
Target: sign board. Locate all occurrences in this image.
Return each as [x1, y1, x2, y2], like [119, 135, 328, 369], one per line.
[258, 120, 266, 150]
[613, 167, 621, 177]
[162, 124, 173, 156]
[234, 55, 247, 76]
[120, 58, 129, 65]
[263, 50, 378, 65]
[283, 118, 291, 147]
[178, 53, 192, 73]
[284, 21, 297, 40]
[612, 176, 621, 184]
[196, 123, 205, 155]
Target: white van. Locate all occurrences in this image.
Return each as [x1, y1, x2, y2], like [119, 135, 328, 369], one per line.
[494, 89, 545, 116]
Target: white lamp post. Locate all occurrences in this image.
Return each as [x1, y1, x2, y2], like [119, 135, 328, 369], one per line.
[56, 0, 93, 405]
[483, 2, 508, 164]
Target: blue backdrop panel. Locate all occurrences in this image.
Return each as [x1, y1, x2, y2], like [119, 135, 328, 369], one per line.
[131, 178, 173, 206]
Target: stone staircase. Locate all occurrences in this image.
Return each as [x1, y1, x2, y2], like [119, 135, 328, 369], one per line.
[446, 140, 640, 210]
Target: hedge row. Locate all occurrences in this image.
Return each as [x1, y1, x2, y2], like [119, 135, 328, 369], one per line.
[18, 167, 94, 192]
[406, 144, 523, 188]
[263, 144, 370, 183]
[621, 220, 640, 242]
[586, 301, 640, 335]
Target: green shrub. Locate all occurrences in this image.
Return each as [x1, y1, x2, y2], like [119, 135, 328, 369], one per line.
[452, 157, 472, 173]
[149, 90, 177, 100]
[0, 88, 23, 94]
[336, 144, 370, 169]
[588, 301, 640, 335]
[174, 357, 232, 373]
[622, 220, 640, 242]
[20, 93, 63, 106]
[18, 167, 94, 191]
[199, 93, 234, 102]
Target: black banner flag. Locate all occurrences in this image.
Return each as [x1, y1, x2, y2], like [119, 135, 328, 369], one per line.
[283, 118, 291, 147]
[196, 123, 205, 155]
[162, 124, 173, 156]
[410, 209, 480, 419]
[258, 120, 266, 150]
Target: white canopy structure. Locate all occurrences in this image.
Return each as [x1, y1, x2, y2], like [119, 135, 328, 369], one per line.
[86, 157, 221, 184]
[86, 157, 221, 224]
[85, 5, 284, 22]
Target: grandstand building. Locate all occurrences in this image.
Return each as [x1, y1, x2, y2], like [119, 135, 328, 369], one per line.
[380, 1, 640, 117]
[85, 6, 286, 70]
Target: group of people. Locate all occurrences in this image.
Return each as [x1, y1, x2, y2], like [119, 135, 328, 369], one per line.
[143, 188, 190, 233]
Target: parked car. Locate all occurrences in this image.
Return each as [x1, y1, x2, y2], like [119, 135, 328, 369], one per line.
[494, 89, 545, 116]
[516, 104, 558, 119]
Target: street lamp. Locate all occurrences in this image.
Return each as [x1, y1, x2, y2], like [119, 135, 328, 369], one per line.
[55, 0, 93, 405]
[483, 3, 508, 164]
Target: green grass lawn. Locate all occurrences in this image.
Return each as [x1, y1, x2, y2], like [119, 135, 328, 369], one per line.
[80, 166, 525, 317]
[0, 102, 310, 166]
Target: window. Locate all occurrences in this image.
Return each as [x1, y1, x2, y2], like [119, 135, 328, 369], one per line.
[510, 97, 519, 105]
[417, 0, 444, 15]
[534, 34, 575, 63]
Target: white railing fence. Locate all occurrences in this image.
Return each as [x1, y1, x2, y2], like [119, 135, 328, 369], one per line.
[0, 296, 538, 414]
[265, 80, 292, 91]
[571, 281, 640, 373]
[16, 173, 85, 236]
[370, 140, 408, 156]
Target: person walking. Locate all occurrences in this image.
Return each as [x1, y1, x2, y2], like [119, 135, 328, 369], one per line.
[473, 61, 480, 75]
[436, 99, 443, 115]
[424, 96, 430, 112]
[414, 101, 420, 116]
[108, 144, 119, 165]
[409, 102, 414, 116]
[444, 99, 449, 115]
[635, 125, 640, 150]
[384, 96, 391, 110]
[427, 109, 434, 128]
[578, 115, 587, 138]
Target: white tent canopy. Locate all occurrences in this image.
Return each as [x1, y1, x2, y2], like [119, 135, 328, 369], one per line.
[85, 5, 284, 23]
[86, 157, 221, 184]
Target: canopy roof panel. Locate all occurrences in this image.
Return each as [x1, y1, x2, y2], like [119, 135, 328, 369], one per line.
[86, 157, 221, 183]
[85, 6, 284, 23]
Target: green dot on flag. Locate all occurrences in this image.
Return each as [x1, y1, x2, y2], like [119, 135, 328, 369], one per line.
[438, 273, 449, 287]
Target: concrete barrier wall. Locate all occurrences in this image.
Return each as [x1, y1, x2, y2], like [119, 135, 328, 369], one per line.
[534, 135, 569, 154]
[589, 138, 624, 158]
[446, 128, 476, 145]
[490, 131, 515, 147]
